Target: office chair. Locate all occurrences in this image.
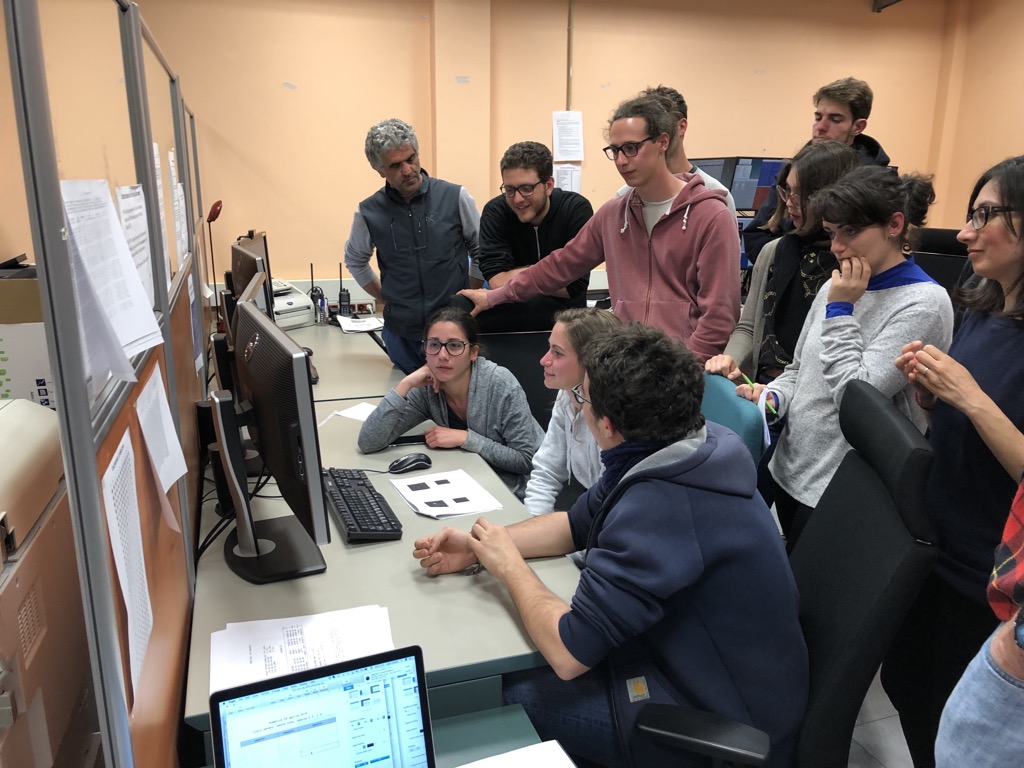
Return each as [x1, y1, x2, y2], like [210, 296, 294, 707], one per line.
[914, 227, 973, 294]
[635, 379, 937, 767]
[700, 372, 765, 463]
[478, 331, 556, 428]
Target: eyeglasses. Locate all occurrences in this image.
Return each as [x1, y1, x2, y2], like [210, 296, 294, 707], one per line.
[422, 338, 469, 356]
[602, 136, 656, 161]
[967, 205, 1018, 231]
[570, 382, 591, 405]
[777, 185, 801, 204]
[500, 180, 546, 199]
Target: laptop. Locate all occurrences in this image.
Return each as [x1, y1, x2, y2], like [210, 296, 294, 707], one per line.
[210, 646, 436, 768]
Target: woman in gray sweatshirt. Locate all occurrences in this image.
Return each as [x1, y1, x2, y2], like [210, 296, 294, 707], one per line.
[358, 307, 543, 498]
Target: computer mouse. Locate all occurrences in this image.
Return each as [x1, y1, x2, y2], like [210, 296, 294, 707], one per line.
[307, 359, 319, 385]
[389, 452, 432, 474]
[302, 346, 314, 357]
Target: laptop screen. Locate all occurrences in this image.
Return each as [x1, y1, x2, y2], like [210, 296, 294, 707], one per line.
[210, 646, 435, 768]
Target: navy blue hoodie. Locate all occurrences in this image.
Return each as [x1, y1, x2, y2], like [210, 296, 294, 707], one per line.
[562, 423, 808, 766]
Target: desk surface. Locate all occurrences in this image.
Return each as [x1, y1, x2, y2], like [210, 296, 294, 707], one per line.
[184, 399, 581, 730]
[288, 323, 402, 402]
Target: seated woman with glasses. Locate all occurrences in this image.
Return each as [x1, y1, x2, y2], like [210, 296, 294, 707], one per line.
[738, 165, 954, 545]
[880, 156, 1024, 768]
[358, 306, 544, 498]
[523, 308, 622, 515]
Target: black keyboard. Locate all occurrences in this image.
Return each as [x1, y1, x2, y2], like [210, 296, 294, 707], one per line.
[322, 468, 403, 543]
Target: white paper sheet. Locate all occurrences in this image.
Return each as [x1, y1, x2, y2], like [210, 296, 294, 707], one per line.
[390, 469, 502, 519]
[188, 274, 203, 372]
[338, 315, 384, 333]
[134, 360, 187, 493]
[455, 740, 576, 768]
[552, 110, 584, 162]
[153, 143, 172, 283]
[61, 179, 163, 359]
[100, 430, 154, 698]
[339, 401, 378, 422]
[209, 605, 394, 693]
[115, 185, 155, 307]
[553, 164, 582, 193]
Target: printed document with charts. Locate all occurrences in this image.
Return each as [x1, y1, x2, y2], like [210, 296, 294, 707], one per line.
[390, 469, 502, 519]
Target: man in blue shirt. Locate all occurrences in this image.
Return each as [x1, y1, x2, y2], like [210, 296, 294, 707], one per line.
[344, 118, 482, 372]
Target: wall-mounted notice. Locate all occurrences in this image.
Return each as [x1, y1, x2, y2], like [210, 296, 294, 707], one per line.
[552, 111, 584, 162]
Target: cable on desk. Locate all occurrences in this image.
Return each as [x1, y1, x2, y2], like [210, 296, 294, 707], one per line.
[197, 515, 233, 561]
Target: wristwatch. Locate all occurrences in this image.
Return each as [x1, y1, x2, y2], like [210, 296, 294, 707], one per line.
[1015, 606, 1024, 651]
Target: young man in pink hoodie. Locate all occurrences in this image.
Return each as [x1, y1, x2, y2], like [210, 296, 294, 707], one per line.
[460, 95, 739, 362]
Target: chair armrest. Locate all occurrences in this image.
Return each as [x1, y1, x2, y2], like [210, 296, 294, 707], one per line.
[635, 703, 770, 766]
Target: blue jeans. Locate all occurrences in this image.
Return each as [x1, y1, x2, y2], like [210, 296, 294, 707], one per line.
[935, 628, 1024, 767]
[503, 665, 625, 767]
[381, 326, 425, 374]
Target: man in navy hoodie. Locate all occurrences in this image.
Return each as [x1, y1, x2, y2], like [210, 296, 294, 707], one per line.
[413, 324, 808, 767]
[476, 141, 593, 332]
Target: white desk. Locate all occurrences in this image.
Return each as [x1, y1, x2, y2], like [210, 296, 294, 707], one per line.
[184, 400, 581, 743]
[288, 323, 402, 402]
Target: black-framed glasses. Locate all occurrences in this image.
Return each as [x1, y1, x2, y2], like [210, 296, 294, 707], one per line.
[500, 180, 546, 199]
[602, 136, 656, 160]
[967, 205, 1018, 231]
[570, 382, 591, 405]
[422, 338, 469, 356]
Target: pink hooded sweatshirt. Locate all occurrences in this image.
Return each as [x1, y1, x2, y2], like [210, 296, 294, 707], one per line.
[487, 173, 740, 361]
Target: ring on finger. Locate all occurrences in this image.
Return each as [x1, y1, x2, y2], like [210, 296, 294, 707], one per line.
[919, 365, 929, 375]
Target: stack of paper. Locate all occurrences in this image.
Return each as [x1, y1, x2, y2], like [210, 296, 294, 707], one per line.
[209, 605, 393, 693]
[390, 469, 502, 519]
[339, 315, 384, 333]
[456, 741, 577, 767]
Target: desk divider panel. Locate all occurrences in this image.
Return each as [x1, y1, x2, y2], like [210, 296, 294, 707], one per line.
[5, 0, 209, 765]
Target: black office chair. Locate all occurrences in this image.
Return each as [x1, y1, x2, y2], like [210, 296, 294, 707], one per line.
[478, 331, 555, 428]
[914, 228, 973, 294]
[635, 379, 937, 767]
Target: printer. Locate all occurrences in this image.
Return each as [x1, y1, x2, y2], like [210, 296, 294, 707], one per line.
[0, 399, 98, 767]
[271, 280, 316, 330]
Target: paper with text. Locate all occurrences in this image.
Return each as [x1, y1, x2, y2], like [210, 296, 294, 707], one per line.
[553, 164, 582, 193]
[209, 605, 394, 693]
[61, 179, 163, 359]
[116, 185, 155, 307]
[338, 315, 384, 333]
[552, 111, 584, 162]
[391, 468, 502, 519]
[153, 143, 172, 283]
[101, 430, 154, 699]
[134, 360, 187, 494]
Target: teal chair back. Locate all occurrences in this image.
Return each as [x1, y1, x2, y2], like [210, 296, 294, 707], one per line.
[700, 372, 765, 463]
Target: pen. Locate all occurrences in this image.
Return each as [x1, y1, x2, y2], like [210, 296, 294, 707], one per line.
[740, 372, 778, 415]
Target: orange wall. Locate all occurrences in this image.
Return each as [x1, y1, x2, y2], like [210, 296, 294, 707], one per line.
[7, 0, 1024, 277]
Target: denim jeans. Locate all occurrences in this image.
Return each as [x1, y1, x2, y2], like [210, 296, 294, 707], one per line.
[502, 665, 625, 767]
[935, 628, 1024, 767]
[381, 326, 425, 374]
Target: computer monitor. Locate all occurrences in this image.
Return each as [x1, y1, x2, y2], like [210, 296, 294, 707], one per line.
[689, 157, 738, 189]
[730, 157, 789, 211]
[231, 231, 275, 321]
[210, 301, 329, 584]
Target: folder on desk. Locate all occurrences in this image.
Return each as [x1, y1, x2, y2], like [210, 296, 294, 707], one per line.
[390, 469, 502, 519]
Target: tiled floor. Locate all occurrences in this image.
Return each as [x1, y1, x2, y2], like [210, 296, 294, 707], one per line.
[849, 672, 914, 768]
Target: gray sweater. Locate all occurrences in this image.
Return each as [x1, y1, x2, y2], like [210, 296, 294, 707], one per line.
[357, 358, 543, 498]
[723, 237, 779, 379]
[769, 278, 954, 506]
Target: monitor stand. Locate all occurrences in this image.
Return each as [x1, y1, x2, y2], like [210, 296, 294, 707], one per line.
[223, 516, 325, 585]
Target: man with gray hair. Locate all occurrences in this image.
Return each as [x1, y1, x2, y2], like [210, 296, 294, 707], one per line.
[344, 118, 482, 373]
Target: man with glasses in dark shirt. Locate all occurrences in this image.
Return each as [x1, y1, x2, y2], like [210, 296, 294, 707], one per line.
[476, 141, 593, 332]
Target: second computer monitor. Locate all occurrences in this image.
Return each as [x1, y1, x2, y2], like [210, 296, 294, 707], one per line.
[730, 157, 788, 211]
[230, 231, 275, 321]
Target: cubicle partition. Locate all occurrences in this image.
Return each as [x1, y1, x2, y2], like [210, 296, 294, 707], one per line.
[4, 0, 209, 765]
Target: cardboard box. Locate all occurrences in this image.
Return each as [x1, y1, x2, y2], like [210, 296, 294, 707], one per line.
[0, 277, 56, 409]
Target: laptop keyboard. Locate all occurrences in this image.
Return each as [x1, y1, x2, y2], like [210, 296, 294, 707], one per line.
[322, 467, 403, 543]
